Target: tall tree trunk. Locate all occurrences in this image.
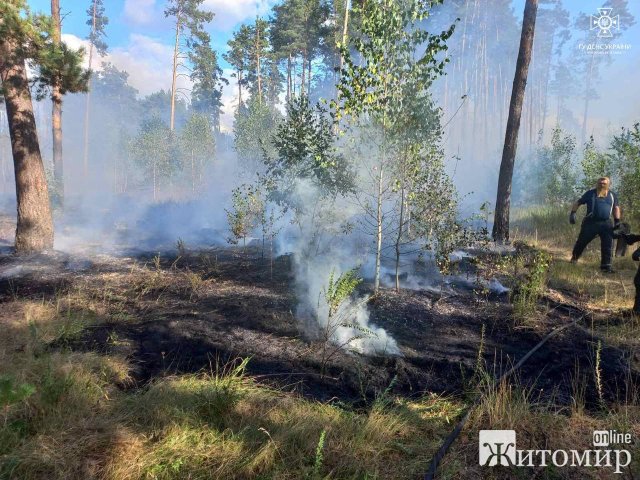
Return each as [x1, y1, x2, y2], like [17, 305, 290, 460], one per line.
[256, 21, 262, 103]
[395, 183, 405, 292]
[0, 36, 55, 252]
[286, 54, 291, 102]
[170, 13, 182, 131]
[580, 54, 595, 145]
[339, 0, 350, 72]
[308, 56, 312, 96]
[50, 0, 64, 204]
[374, 118, 387, 293]
[82, 0, 98, 178]
[374, 161, 383, 293]
[300, 52, 306, 96]
[238, 69, 243, 107]
[492, 0, 538, 244]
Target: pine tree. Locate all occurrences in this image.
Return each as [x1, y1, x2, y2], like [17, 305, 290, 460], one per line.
[190, 42, 227, 132]
[248, 18, 269, 103]
[224, 25, 252, 109]
[42, 0, 89, 205]
[164, 0, 213, 131]
[1, 0, 87, 252]
[493, 0, 539, 243]
[82, 0, 108, 178]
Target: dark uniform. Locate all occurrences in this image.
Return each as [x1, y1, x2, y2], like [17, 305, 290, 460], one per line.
[571, 189, 619, 271]
[618, 233, 640, 313]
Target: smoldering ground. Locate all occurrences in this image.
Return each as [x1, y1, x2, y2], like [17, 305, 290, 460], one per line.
[0, 226, 636, 410]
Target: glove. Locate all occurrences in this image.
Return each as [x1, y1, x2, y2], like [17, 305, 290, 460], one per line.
[614, 219, 621, 229]
[569, 212, 576, 225]
[633, 247, 640, 262]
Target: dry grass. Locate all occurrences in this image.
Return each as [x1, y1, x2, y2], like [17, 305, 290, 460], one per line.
[0, 292, 462, 479]
[513, 206, 638, 309]
[2, 210, 640, 478]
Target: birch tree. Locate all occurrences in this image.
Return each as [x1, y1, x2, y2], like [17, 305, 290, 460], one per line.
[337, 0, 454, 292]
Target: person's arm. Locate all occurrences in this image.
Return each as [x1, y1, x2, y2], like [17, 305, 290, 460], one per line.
[569, 194, 586, 224]
[613, 193, 621, 224]
[570, 201, 581, 214]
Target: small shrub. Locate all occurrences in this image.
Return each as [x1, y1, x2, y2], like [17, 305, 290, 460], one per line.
[511, 249, 551, 321]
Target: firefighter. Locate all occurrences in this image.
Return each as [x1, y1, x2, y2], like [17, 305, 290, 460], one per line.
[569, 177, 621, 273]
[616, 232, 640, 313]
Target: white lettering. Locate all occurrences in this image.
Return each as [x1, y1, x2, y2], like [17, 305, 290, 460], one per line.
[552, 450, 569, 467]
[614, 450, 631, 474]
[517, 450, 535, 467]
[595, 450, 612, 467]
[571, 450, 592, 467]
[537, 450, 552, 467]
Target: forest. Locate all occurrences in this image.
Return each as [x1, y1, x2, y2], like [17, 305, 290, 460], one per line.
[0, 0, 639, 478]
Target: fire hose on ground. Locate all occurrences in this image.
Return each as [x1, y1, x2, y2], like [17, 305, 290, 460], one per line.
[423, 314, 585, 480]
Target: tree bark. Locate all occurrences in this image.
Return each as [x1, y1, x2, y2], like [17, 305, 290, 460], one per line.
[492, 0, 538, 244]
[0, 35, 54, 252]
[256, 21, 262, 103]
[82, 0, 97, 178]
[170, 12, 182, 131]
[300, 51, 306, 96]
[286, 54, 291, 102]
[51, 0, 64, 204]
[395, 183, 405, 292]
[339, 0, 350, 72]
[580, 54, 595, 146]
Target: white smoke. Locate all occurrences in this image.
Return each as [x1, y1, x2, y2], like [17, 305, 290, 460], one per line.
[277, 179, 401, 356]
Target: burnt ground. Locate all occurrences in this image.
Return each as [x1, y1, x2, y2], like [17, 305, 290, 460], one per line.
[0, 244, 638, 411]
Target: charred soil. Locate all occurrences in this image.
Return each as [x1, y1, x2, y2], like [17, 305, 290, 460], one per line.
[1, 245, 637, 412]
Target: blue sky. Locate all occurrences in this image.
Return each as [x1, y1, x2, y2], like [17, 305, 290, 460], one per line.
[27, 0, 640, 67]
[24, 0, 640, 131]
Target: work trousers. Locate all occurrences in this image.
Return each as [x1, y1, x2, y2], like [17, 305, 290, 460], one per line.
[571, 218, 613, 269]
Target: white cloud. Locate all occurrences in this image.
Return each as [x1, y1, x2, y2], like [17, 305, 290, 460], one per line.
[121, 0, 278, 32]
[220, 68, 238, 132]
[123, 0, 163, 26]
[203, 0, 277, 31]
[61, 33, 192, 97]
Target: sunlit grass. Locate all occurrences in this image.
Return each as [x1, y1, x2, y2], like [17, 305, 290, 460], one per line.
[0, 294, 463, 479]
[513, 205, 639, 309]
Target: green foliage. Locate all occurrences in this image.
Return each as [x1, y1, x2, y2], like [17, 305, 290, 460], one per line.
[324, 269, 362, 318]
[319, 269, 376, 375]
[269, 0, 330, 99]
[164, 0, 213, 48]
[130, 116, 177, 199]
[581, 136, 612, 191]
[189, 42, 227, 131]
[311, 429, 327, 479]
[33, 41, 90, 99]
[531, 127, 579, 205]
[224, 24, 252, 102]
[234, 97, 281, 167]
[179, 113, 215, 192]
[266, 95, 355, 213]
[0, 375, 35, 412]
[610, 123, 640, 220]
[225, 184, 264, 246]
[140, 89, 188, 126]
[512, 249, 551, 321]
[335, 0, 454, 126]
[86, 0, 109, 56]
[0, 0, 88, 99]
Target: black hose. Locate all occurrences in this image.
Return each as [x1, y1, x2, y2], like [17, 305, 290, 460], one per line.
[423, 315, 583, 480]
